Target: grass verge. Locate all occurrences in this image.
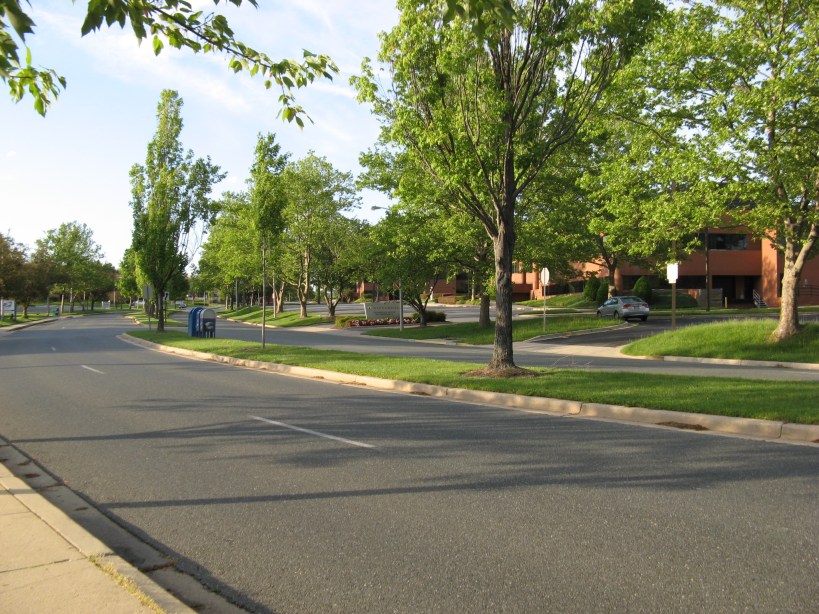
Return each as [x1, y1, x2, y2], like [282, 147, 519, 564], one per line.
[623, 319, 819, 364]
[221, 306, 329, 327]
[127, 311, 185, 327]
[129, 330, 819, 424]
[363, 316, 616, 344]
[517, 294, 598, 309]
[0, 314, 50, 327]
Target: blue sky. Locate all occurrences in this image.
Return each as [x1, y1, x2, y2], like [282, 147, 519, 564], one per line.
[1, 1, 398, 266]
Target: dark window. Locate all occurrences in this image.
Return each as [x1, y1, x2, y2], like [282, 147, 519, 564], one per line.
[708, 233, 748, 250]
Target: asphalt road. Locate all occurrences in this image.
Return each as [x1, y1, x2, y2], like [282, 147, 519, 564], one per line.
[1, 314, 817, 613]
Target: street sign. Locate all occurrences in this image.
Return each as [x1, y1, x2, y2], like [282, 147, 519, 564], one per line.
[666, 263, 679, 284]
[540, 268, 550, 333]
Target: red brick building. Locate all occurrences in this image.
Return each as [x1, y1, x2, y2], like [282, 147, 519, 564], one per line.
[522, 230, 819, 307]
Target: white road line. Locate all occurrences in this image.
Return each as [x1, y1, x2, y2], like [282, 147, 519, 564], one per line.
[250, 416, 376, 449]
[81, 365, 105, 374]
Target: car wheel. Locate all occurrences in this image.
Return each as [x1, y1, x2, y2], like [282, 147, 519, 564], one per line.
[640, 316, 648, 322]
[615, 310, 622, 320]
[596, 310, 603, 318]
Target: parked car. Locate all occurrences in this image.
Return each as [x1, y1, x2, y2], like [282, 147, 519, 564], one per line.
[174, 301, 187, 308]
[597, 296, 650, 321]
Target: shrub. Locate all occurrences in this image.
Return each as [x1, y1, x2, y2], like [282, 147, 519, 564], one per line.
[595, 281, 609, 305]
[632, 276, 653, 303]
[415, 310, 447, 322]
[584, 276, 601, 301]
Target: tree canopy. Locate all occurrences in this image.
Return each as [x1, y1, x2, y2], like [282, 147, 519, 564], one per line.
[129, 89, 224, 330]
[354, 0, 663, 371]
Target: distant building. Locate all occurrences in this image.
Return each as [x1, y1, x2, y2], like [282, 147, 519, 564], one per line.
[520, 229, 819, 307]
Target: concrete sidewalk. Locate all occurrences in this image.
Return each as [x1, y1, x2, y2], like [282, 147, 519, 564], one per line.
[0, 444, 194, 614]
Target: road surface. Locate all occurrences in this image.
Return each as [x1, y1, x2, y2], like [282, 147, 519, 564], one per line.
[0, 314, 816, 613]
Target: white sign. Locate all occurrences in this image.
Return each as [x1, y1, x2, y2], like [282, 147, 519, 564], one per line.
[666, 263, 679, 284]
[540, 267, 550, 287]
[363, 301, 402, 319]
[1, 300, 15, 317]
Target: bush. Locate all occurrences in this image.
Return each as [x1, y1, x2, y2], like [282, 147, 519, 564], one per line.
[415, 310, 447, 322]
[651, 291, 699, 309]
[632, 276, 653, 303]
[595, 281, 609, 305]
[584, 276, 601, 301]
[355, 293, 373, 303]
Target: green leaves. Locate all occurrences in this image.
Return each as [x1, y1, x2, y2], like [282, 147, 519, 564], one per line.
[3, 0, 338, 121]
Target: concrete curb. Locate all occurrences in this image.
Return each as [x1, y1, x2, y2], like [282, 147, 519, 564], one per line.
[120, 335, 818, 445]
[649, 354, 819, 372]
[0, 438, 195, 613]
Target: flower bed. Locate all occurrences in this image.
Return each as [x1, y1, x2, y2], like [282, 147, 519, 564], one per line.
[348, 317, 418, 327]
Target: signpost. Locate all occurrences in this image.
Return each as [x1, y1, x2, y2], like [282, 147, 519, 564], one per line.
[540, 267, 550, 333]
[666, 263, 679, 329]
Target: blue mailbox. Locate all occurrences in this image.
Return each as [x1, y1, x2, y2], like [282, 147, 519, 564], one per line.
[188, 307, 203, 337]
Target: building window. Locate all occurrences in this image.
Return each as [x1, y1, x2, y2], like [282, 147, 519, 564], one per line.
[708, 233, 748, 250]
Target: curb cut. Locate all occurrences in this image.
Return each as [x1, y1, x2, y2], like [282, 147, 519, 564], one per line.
[120, 334, 819, 445]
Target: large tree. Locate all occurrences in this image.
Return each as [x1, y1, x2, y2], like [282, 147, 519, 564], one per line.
[0, 231, 26, 301]
[129, 89, 224, 331]
[622, 0, 818, 340]
[354, 0, 662, 372]
[279, 152, 358, 318]
[34, 221, 105, 312]
[366, 207, 454, 326]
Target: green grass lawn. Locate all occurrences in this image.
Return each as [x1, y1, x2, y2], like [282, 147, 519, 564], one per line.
[221, 306, 329, 327]
[363, 315, 616, 344]
[517, 293, 598, 310]
[129, 330, 819, 424]
[0, 313, 50, 327]
[623, 319, 819, 364]
[127, 310, 186, 327]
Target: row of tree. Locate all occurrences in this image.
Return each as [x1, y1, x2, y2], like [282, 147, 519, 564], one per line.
[4, 1, 814, 379]
[348, 0, 818, 373]
[0, 223, 115, 316]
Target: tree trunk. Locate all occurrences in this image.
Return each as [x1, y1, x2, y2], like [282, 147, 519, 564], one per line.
[771, 242, 802, 341]
[156, 292, 166, 332]
[479, 293, 491, 328]
[490, 216, 516, 371]
[473, 266, 491, 328]
[772, 268, 800, 340]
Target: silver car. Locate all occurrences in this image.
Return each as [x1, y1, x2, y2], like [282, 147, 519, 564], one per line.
[597, 296, 650, 321]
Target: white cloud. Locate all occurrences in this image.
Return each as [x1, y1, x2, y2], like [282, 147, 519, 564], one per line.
[2, 0, 398, 264]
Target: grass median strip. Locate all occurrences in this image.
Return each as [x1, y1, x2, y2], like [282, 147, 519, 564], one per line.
[220, 307, 329, 327]
[623, 320, 819, 364]
[363, 316, 616, 344]
[130, 330, 819, 424]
